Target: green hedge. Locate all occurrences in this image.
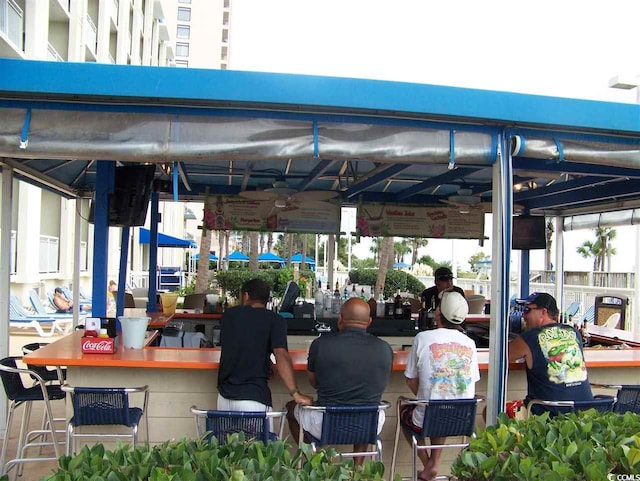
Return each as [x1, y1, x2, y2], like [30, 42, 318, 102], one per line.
[215, 268, 316, 301]
[451, 410, 640, 480]
[348, 269, 426, 299]
[41, 435, 388, 481]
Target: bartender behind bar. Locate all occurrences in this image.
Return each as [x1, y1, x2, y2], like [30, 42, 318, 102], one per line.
[420, 267, 466, 328]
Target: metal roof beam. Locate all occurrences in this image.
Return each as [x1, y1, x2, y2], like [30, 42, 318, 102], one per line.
[345, 163, 410, 199]
[396, 166, 481, 201]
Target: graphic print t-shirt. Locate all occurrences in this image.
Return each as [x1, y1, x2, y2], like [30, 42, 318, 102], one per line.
[521, 324, 593, 403]
[404, 328, 480, 428]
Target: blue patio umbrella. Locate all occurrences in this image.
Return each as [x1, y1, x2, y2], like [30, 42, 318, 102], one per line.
[139, 228, 196, 248]
[258, 252, 286, 263]
[394, 261, 411, 269]
[224, 250, 250, 262]
[290, 253, 315, 265]
[192, 253, 218, 261]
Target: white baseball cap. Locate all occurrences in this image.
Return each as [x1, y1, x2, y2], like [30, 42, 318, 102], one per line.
[439, 291, 469, 324]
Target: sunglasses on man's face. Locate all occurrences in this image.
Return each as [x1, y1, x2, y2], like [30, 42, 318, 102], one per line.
[523, 305, 543, 313]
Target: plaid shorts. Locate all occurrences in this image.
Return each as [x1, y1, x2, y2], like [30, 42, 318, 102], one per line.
[399, 404, 423, 435]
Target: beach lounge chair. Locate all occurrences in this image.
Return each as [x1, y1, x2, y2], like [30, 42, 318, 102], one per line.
[9, 296, 71, 337]
[58, 286, 92, 310]
[28, 290, 77, 320]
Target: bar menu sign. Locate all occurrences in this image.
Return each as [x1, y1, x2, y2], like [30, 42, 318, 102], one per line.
[356, 204, 484, 239]
[207, 195, 340, 234]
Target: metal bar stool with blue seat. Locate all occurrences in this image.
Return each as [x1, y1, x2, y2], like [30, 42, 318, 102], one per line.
[190, 407, 287, 443]
[526, 394, 616, 417]
[0, 356, 66, 478]
[390, 397, 483, 481]
[61, 385, 149, 455]
[297, 402, 391, 462]
[591, 383, 640, 414]
[22, 342, 66, 385]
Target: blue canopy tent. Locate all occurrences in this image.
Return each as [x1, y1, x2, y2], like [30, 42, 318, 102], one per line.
[224, 251, 250, 262]
[290, 253, 316, 272]
[258, 252, 285, 266]
[191, 253, 218, 261]
[139, 228, 196, 248]
[3, 58, 640, 428]
[394, 261, 411, 269]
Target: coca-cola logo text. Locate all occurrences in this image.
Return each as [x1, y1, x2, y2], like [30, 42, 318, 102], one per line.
[82, 339, 114, 352]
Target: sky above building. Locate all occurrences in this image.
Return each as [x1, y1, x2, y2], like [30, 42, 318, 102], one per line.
[229, 0, 640, 272]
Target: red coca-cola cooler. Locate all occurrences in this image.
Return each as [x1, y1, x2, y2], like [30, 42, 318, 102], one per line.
[82, 336, 117, 354]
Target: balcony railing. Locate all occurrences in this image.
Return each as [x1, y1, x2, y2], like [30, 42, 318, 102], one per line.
[0, 0, 24, 51]
[39, 235, 60, 274]
[84, 14, 97, 54]
[111, 0, 118, 24]
[47, 43, 63, 61]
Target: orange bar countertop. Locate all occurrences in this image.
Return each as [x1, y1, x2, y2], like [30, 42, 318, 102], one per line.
[23, 331, 640, 371]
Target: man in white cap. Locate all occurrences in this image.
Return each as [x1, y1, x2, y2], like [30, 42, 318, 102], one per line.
[401, 290, 480, 481]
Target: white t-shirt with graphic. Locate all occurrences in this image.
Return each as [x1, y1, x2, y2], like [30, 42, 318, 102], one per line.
[404, 328, 480, 428]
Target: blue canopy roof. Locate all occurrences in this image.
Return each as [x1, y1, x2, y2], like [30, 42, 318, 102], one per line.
[290, 253, 315, 264]
[258, 252, 285, 263]
[192, 253, 218, 261]
[224, 250, 250, 262]
[394, 261, 411, 269]
[139, 228, 196, 248]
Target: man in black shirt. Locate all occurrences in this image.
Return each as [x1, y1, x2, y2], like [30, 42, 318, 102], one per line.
[420, 267, 465, 310]
[218, 278, 312, 411]
[286, 298, 393, 459]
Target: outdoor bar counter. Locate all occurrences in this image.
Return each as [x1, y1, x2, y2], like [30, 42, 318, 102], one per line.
[23, 324, 640, 477]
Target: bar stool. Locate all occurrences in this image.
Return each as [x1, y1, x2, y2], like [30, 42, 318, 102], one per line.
[0, 356, 65, 478]
[526, 394, 616, 417]
[297, 402, 391, 462]
[592, 383, 640, 414]
[190, 407, 287, 443]
[390, 397, 483, 481]
[61, 385, 149, 455]
[22, 342, 66, 385]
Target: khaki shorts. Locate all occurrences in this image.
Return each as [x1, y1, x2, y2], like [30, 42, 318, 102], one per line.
[293, 404, 386, 440]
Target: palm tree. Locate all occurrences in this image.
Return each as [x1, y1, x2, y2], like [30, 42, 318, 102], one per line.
[248, 231, 259, 271]
[369, 237, 383, 263]
[545, 219, 554, 270]
[577, 227, 617, 272]
[195, 196, 214, 293]
[375, 237, 395, 298]
[409, 237, 429, 266]
[394, 239, 411, 264]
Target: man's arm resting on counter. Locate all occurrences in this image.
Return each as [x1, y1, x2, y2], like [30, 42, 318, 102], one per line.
[273, 347, 313, 405]
[508, 337, 532, 369]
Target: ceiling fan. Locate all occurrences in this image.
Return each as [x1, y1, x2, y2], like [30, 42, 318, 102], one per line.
[440, 188, 524, 214]
[440, 188, 485, 213]
[238, 179, 338, 209]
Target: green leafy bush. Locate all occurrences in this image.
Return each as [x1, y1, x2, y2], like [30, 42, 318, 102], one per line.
[451, 410, 640, 481]
[215, 268, 315, 301]
[348, 269, 426, 299]
[43, 434, 387, 481]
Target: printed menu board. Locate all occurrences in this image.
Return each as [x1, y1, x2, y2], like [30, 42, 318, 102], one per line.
[356, 204, 484, 239]
[205, 195, 340, 234]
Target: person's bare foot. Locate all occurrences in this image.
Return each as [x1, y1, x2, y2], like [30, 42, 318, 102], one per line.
[417, 466, 438, 481]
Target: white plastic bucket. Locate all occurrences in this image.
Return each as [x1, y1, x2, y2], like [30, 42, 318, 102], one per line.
[118, 316, 150, 349]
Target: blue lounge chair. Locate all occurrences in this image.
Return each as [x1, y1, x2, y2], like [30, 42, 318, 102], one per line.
[28, 290, 77, 320]
[57, 286, 92, 311]
[9, 296, 71, 337]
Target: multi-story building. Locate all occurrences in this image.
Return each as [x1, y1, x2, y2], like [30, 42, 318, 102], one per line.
[164, 0, 230, 69]
[0, 0, 199, 302]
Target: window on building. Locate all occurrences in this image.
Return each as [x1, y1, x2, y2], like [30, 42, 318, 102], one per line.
[178, 7, 191, 21]
[176, 42, 189, 57]
[179, 0, 191, 3]
[39, 190, 61, 274]
[177, 25, 190, 39]
[175, 60, 189, 68]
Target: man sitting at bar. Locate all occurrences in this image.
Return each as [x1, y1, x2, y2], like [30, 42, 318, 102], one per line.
[286, 298, 393, 462]
[420, 267, 465, 311]
[508, 292, 593, 415]
[401, 290, 480, 481]
[218, 278, 312, 412]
